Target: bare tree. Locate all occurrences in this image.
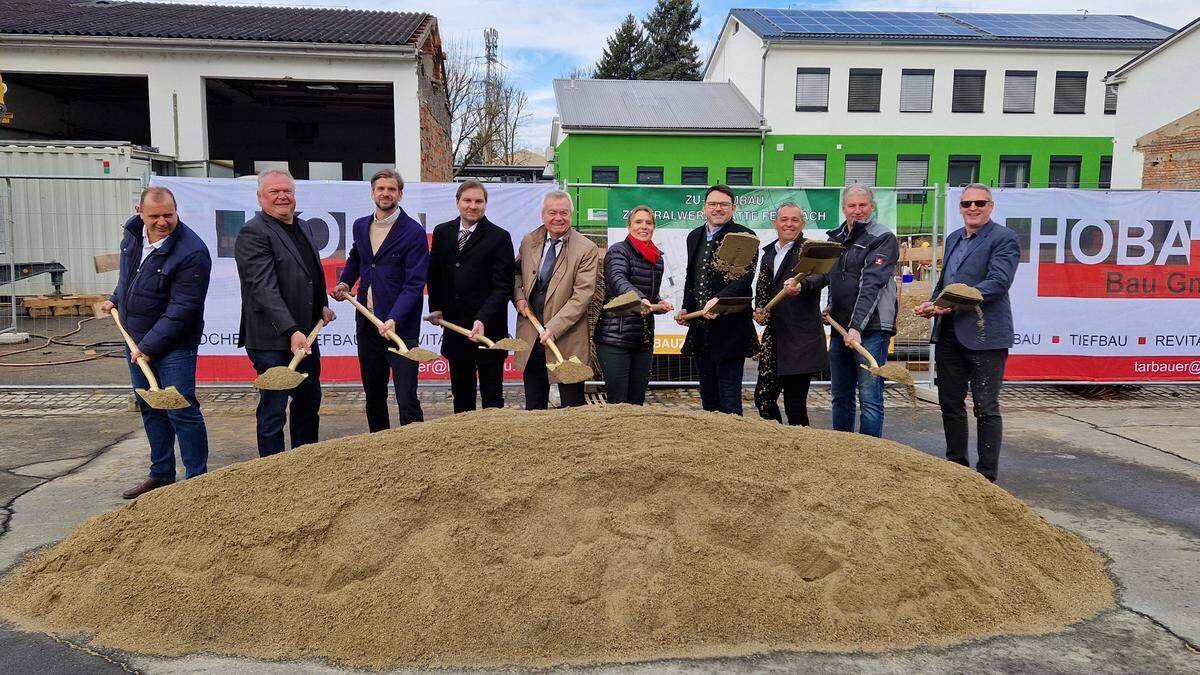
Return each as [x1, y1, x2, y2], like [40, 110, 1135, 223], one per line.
[495, 79, 531, 165]
[444, 37, 499, 174]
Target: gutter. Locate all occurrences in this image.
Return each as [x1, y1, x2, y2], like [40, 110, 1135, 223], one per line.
[560, 127, 763, 137]
[0, 34, 419, 59]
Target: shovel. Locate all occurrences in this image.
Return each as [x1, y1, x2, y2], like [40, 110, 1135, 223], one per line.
[934, 283, 983, 311]
[253, 321, 324, 390]
[438, 318, 530, 353]
[825, 314, 916, 393]
[603, 290, 648, 317]
[679, 296, 752, 322]
[520, 306, 593, 384]
[761, 240, 846, 314]
[342, 295, 440, 363]
[110, 308, 190, 410]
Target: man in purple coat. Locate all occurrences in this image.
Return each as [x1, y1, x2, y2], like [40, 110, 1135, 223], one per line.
[332, 169, 429, 430]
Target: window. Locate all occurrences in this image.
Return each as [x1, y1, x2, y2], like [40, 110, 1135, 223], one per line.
[900, 69, 934, 113]
[847, 68, 882, 113]
[999, 156, 1031, 188]
[1049, 156, 1081, 188]
[680, 166, 708, 185]
[1099, 156, 1113, 189]
[1003, 70, 1036, 113]
[795, 68, 830, 112]
[636, 166, 663, 185]
[1054, 71, 1088, 114]
[793, 155, 826, 187]
[1104, 84, 1118, 115]
[896, 155, 929, 204]
[726, 167, 753, 185]
[844, 155, 877, 186]
[591, 166, 618, 184]
[947, 155, 980, 187]
[952, 70, 986, 113]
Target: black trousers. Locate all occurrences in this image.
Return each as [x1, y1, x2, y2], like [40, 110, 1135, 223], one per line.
[246, 347, 321, 457]
[935, 328, 1008, 482]
[760, 373, 813, 426]
[448, 354, 505, 413]
[523, 342, 585, 410]
[357, 331, 422, 432]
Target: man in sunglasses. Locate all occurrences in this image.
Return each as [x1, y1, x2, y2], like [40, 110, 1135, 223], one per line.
[915, 183, 1020, 482]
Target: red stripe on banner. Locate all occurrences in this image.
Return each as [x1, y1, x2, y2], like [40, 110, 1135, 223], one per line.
[197, 355, 523, 383]
[1037, 263, 1200, 299]
[1006, 355, 1200, 381]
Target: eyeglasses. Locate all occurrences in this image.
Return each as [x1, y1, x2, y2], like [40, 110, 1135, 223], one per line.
[704, 201, 733, 208]
[960, 200, 992, 208]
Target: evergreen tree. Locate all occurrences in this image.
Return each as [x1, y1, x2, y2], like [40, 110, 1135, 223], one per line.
[594, 14, 647, 80]
[640, 0, 702, 81]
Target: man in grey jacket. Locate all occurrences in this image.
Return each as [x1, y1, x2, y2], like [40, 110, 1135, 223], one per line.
[916, 183, 1020, 482]
[235, 169, 336, 456]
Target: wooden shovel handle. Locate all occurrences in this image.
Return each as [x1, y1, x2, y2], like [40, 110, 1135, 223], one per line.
[344, 294, 408, 352]
[111, 308, 163, 389]
[825, 315, 881, 371]
[521, 306, 566, 363]
[288, 320, 325, 370]
[680, 309, 707, 321]
[439, 318, 496, 348]
[761, 274, 804, 313]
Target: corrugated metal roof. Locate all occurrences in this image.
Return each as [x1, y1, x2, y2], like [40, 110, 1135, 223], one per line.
[730, 9, 1173, 49]
[554, 79, 763, 132]
[0, 0, 429, 46]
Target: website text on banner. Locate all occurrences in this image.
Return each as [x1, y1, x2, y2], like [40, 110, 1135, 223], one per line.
[944, 187, 1200, 382]
[149, 177, 554, 383]
[605, 186, 897, 354]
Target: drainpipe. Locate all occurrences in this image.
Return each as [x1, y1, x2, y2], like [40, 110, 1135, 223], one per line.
[758, 40, 771, 185]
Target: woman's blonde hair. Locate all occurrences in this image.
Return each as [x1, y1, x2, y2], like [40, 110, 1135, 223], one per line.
[627, 205, 656, 227]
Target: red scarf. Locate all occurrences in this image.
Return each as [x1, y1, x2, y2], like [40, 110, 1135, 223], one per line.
[626, 234, 661, 265]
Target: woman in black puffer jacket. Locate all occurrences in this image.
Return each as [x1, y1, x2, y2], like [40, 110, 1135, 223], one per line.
[595, 206, 674, 404]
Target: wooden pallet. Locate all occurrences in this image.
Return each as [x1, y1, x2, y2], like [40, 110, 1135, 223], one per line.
[21, 294, 108, 318]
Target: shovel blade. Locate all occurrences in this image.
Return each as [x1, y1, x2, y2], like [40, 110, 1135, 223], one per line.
[389, 346, 441, 363]
[487, 337, 530, 352]
[135, 386, 191, 410]
[253, 366, 308, 391]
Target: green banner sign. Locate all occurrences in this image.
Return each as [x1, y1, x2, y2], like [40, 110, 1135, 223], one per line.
[606, 187, 895, 232]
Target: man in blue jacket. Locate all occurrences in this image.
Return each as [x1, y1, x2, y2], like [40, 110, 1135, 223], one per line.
[100, 187, 212, 499]
[916, 183, 1021, 482]
[332, 169, 429, 429]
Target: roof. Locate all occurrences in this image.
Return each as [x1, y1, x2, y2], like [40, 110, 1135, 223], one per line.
[1107, 16, 1200, 82]
[0, 0, 430, 46]
[554, 79, 763, 133]
[729, 9, 1174, 49]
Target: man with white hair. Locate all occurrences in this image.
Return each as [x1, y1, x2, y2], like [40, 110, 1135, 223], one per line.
[513, 190, 599, 409]
[235, 169, 336, 456]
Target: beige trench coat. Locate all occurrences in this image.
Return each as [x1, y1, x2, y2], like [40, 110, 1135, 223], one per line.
[513, 226, 599, 381]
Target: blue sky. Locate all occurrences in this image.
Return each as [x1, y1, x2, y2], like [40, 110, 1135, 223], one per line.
[153, 1, 1194, 152]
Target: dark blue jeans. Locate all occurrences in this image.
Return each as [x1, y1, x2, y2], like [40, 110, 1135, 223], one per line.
[126, 346, 208, 480]
[246, 346, 321, 457]
[694, 353, 744, 415]
[828, 329, 888, 437]
[358, 330, 422, 431]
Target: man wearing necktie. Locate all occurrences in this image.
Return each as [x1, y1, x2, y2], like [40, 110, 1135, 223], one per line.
[331, 169, 429, 430]
[426, 180, 516, 412]
[513, 190, 599, 409]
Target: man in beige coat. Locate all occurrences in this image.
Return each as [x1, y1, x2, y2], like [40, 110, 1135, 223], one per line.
[514, 190, 599, 409]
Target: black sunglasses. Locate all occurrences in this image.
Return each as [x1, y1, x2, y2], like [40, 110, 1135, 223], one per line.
[960, 199, 992, 208]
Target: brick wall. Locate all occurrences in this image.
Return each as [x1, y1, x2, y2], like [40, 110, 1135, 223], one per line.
[1137, 111, 1200, 189]
[416, 24, 453, 182]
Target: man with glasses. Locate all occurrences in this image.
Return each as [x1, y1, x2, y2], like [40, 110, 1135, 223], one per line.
[676, 184, 758, 415]
[915, 183, 1020, 482]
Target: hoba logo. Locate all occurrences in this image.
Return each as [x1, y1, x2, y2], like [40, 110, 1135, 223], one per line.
[1006, 217, 1200, 299]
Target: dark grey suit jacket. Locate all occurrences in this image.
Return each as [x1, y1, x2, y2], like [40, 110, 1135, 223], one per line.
[234, 212, 327, 351]
[931, 220, 1021, 350]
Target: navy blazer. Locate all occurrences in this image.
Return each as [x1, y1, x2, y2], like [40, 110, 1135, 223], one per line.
[339, 208, 429, 340]
[110, 215, 212, 356]
[931, 220, 1020, 350]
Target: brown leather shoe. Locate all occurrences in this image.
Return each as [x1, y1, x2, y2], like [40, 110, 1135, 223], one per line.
[121, 477, 175, 500]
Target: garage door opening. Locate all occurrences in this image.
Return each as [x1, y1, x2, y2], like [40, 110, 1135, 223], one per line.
[0, 73, 151, 145]
[206, 78, 395, 180]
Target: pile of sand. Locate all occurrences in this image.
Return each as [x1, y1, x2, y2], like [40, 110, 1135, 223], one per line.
[0, 407, 1113, 668]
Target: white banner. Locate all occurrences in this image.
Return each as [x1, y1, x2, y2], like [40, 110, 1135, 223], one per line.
[150, 177, 554, 382]
[944, 187, 1200, 381]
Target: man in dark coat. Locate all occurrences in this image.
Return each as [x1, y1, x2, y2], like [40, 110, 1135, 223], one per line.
[916, 183, 1020, 482]
[425, 180, 515, 413]
[235, 169, 336, 456]
[753, 203, 827, 426]
[675, 184, 758, 415]
[332, 169, 429, 429]
[101, 186, 211, 499]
